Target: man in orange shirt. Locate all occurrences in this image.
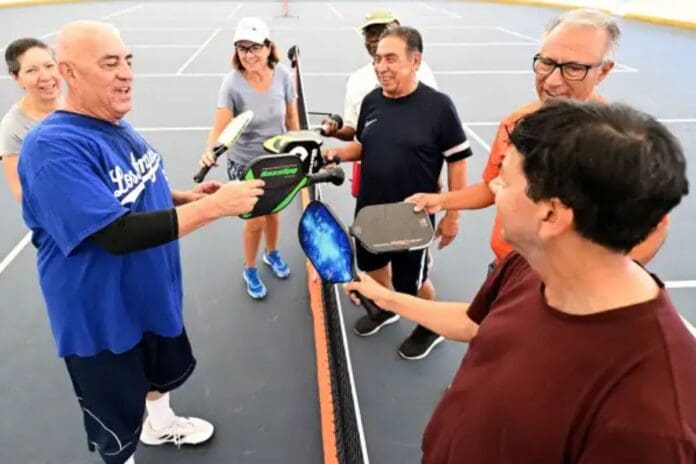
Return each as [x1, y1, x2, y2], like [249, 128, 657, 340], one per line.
[408, 8, 668, 269]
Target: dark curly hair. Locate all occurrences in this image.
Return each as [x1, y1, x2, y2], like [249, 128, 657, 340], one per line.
[509, 99, 688, 253]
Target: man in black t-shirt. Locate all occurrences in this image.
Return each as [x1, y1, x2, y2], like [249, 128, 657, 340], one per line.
[325, 26, 472, 359]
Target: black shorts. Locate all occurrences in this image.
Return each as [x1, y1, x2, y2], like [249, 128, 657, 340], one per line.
[355, 242, 430, 296]
[64, 329, 196, 464]
[227, 159, 246, 181]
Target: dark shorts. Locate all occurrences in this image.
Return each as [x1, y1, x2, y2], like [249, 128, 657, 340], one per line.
[64, 329, 196, 464]
[227, 159, 246, 181]
[356, 242, 430, 296]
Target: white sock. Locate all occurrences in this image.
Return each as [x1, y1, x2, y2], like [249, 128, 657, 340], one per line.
[145, 392, 176, 430]
[124, 455, 135, 464]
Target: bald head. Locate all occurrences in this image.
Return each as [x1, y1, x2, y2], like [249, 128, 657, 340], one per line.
[56, 21, 122, 63]
[56, 20, 133, 123]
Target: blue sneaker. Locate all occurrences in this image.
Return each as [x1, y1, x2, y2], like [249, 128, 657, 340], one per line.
[262, 250, 290, 279]
[243, 267, 267, 299]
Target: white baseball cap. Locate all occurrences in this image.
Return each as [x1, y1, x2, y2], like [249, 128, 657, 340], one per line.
[233, 17, 270, 44]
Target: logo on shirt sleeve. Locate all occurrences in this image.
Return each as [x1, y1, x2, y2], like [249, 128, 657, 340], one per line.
[365, 118, 378, 129]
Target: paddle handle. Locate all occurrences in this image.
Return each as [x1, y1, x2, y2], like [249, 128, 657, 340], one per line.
[319, 114, 344, 136]
[307, 166, 345, 186]
[193, 144, 228, 183]
[350, 290, 383, 320]
[351, 271, 385, 320]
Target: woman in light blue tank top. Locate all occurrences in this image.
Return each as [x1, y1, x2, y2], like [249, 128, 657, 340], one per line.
[1, 38, 62, 202]
[201, 18, 300, 299]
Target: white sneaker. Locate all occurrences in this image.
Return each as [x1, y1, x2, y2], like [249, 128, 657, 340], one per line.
[140, 415, 214, 447]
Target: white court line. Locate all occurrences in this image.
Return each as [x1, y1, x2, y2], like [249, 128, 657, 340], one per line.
[331, 285, 370, 463]
[436, 69, 638, 75]
[227, 3, 243, 20]
[131, 120, 696, 133]
[683, 318, 696, 337]
[108, 25, 498, 32]
[496, 26, 540, 43]
[114, 25, 360, 31]
[0, 232, 30, 277]
[1, 224, 692, 342]
[463, 122, 498, 127]
[1, 6, 143, 56]
[419, 1, 462, 19]
[136, 126, 209, 132]
[1, 69, 647, 80]
[614, 63, 640, 72]
[102, 4, 144, 20]
[495, 27, 639, 71]
[327, 3, 344, 20]
[463, 119, 696, 126]
[462, 124, 492, 152]
[176, 28, 221, 75]
[133, 4, 235, 11]
[135, 118, 696, 131]
[417, 25, 502, 30]
[117, 26, 215, 31]
[129, 44, 199, 49]
[126, 120, 696, 131]
[459, 125, 696, 339]
[659, 118, 696, 124]
[112, 14, 231, 20]
[429, 42, 537, 47]
[2, 30, 55, 52]
[666, 280, 696, 289]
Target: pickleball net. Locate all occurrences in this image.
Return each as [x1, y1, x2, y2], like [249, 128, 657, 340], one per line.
[290, 45, 368, 464]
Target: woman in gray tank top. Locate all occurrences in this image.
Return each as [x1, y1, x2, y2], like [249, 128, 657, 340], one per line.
[1, 38, 62, 202]
[200, 18, 300, 299]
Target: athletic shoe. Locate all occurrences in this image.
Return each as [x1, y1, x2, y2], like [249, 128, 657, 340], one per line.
[398, 325, 444, 360]
[140, 415, 214, 447]
[262, 250, 291, 279]
[353, 311, 400, 336]
[243, 267, 267, 299]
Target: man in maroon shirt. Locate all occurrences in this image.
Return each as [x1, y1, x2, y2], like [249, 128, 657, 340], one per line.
[345, 100, 695, 463]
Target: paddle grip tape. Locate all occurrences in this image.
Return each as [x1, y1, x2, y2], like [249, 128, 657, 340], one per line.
[193, 143, 228, 183]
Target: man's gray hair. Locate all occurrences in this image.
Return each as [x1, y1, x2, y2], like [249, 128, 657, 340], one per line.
[545, 8, 621, 60]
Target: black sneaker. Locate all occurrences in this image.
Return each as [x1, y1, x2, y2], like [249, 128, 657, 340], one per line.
[353, 311, 400, 337]
[398, 325, 444, 360]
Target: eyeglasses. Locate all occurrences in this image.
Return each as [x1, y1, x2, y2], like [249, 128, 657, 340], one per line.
[236, 44, 265, 55]
[532, 53, 605, 81]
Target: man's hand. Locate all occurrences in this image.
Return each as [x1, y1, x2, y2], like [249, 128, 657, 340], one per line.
[405, 192, 445, 214]
[321, 147, 341, 165]
[320, 118, 340, 137]
[343, 272, 393, 308]
[435, 212, 459, 249]
[172, 190, 203, 205]
[193, 180, 222, 195]
[172, 181, 223, 205]
[209, 179, 265, 217]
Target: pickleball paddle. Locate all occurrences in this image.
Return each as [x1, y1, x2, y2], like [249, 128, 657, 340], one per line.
[193, 110, 254, 183]
[240, 154, 344, 219]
